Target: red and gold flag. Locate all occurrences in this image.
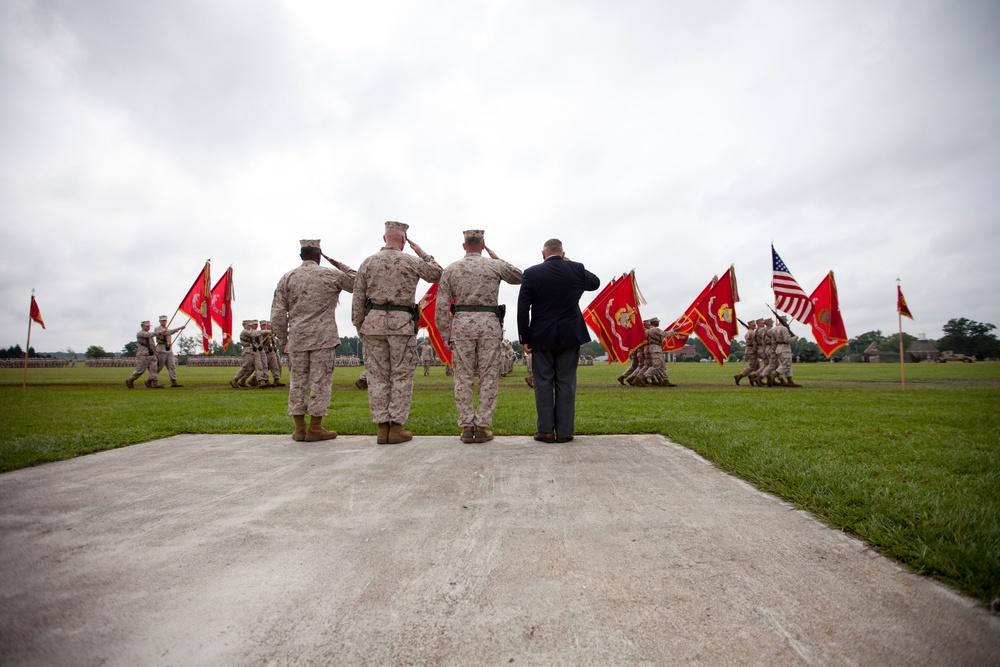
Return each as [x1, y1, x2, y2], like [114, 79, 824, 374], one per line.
[692, 266, 740, 365]
[897, 285, 913, 320]
[209, 266, 234, 350]
[29, 295, 45, 329]
[418, 283, 452, 366]
[661, 279, 714, 353]
[583, 272, 646, 363]
[809, 271, 848, 357]
[178, 261, 212, 354]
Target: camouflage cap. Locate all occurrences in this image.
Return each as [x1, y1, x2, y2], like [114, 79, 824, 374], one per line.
[242, 319, 252, 326]
[259, 320, 269, 326]
[463, 229, 485, 241]
[158, 315, 168, 321]
[747, 319, 757, 328]
[385, 221, 409, 232]
[648, 317, 660, 324]
[141, 320, 150, 326]
[249, 319, 259, 326]
[300, 239, 321, 250]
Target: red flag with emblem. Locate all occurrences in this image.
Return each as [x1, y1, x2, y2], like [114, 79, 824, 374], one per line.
[692, 266, 740, 365]
[209, 266, 234, 350]
[809, 271, 848, 358]
[178, 261, 212, 354]
[897, 285, 913, 320]
[29, 295, 46, 329]
[583, 272, 646, 363]
[661, 279, 714, 353]
[418, 283, 452, 366]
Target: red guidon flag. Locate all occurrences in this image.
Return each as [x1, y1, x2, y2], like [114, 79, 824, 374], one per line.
[178, 260, 212, 354]
[897, 285, 913, 320]
[809, 271, 848, 358]
[209, 266, 234, 350]
[661, 279, 714, 353]
[583, 272, 647, 363]
[29, 295, 46, 329]
[692, 265, 740, 365]
[418, 283, 452, 367]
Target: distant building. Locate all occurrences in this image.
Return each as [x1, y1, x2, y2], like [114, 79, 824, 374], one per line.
[908, 333, 939, 361]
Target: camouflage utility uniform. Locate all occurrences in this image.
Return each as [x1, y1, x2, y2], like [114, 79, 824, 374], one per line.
[436, 233, 522, 441]
[271, 249, 355, 422]
[154, 318, 185, 386]
[126, 322, 160, 388]
[352, 222, 442, 441]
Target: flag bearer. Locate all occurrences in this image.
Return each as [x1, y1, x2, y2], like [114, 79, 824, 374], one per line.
[773, 316, 801, 387]
[231, 320, 263, 387]
[155, 315, 186, 387]
[734, 319, 759, 386]
[126, 321, 162, 389]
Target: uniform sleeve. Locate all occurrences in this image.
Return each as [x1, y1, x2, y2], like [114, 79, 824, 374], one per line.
[495, 259, 523, 285]
[351, 262, 369, 330]
[414, 250, 443, 283]
[435, 274, 453, 342]
[270, 277, 289, 345]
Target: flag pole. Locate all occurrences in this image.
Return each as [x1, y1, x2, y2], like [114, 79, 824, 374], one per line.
[22, 292, 34, 392]
[897, 279, 905, 391]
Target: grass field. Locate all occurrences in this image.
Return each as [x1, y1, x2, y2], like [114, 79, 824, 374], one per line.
[2, 360, 998, 606]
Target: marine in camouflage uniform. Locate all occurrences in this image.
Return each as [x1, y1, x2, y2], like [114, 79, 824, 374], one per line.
[352, 221, 442, 444]
[436, 229, 523, 443]
[271, 239, 356, 441]
[629, 323, 653, 386]
[419, 340, 433, 376]
[231, 320, 264, 387]
[755, 318, 778, 386]
[499, 339, 516, 377]
[644, 317, 676, 387]
[259, 320, 286, 388]
[126, 321, 162, 388]
[734, 319, 759, 386]
[773, 316, 802, 387]
[523, 349, 533, 388]
[617, 345, 641, 385]
[154, 315, 186, 387]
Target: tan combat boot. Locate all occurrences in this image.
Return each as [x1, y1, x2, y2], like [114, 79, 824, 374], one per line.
[617, 375, 626, 385]
[460, 426, 476, 443]
[386, 422, 413, 444]
[171, 380, 183, 387]
[525, 375, 533, 388]
[377, 422, 390, 444]
[126, 378, 134, 389]
[292, 415, 306, 442]
[786, 377, 802, 388]
[145, 379, 164, 389]
[734, 373, 742, 386]
[304, 415, 337, 442]
[230, 378, 239, 388]
[473, 427, 494, 443]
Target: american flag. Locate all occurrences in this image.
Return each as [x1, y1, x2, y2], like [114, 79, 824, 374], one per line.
[771, 245, 815, 324]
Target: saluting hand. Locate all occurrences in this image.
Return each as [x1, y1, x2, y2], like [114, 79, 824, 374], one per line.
[484, 244, 499, 260]
[407, 238, 424, 255]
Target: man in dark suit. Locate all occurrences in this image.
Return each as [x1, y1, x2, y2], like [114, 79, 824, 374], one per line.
[517, 238, 601, 443]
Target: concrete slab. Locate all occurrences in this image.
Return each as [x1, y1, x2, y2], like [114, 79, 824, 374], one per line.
[0, 434, 997, 666]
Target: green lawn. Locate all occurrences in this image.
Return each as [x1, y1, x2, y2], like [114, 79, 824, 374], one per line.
[2, 360, 998, 606]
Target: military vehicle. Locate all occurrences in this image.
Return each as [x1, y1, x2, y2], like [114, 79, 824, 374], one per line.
[935, 350, 975, 363]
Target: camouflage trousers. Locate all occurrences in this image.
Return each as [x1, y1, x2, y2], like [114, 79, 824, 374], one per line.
[287, 348, 335, 417]
[737, 351, 759, 378]
[363, 335, 418, 424]
[775, 345, 793, 378]
[266, 350, 282, 380]
[451, 337, 502, 428]
[422, 359, 431, 375]
[156, 351, 177, 381]
[647, 349, 669, 382]
[233, 350, 264, 383]
[756, 350, 778, 378]
[618, 354, 639, 381]
[127, 352, 157, 383]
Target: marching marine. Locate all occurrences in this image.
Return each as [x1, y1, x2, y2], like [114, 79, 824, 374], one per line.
[259, 320, 286, 388]
[734, 319, 759, 386]
[231, 320, 264, 388]
[126, 320, 162, 389]
[773, 316, 802, 387]
[154, 315, 186, 387]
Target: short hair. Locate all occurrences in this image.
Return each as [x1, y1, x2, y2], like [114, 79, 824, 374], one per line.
[464, 235, 484, 246]
[300, 246, 321, 259]
[543, 238, 563, 253]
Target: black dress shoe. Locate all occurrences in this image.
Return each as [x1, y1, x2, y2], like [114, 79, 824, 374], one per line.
[533, 432, 555, 443]
[555, 435, 574, 443]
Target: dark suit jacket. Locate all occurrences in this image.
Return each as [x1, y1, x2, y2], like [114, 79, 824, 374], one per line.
[517, 255, 601, 351]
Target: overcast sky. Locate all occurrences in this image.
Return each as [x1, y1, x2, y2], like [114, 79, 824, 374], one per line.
[2, 0, 998, 354]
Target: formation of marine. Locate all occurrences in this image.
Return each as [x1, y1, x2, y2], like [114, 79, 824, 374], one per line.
[734, 316, 802, 387]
